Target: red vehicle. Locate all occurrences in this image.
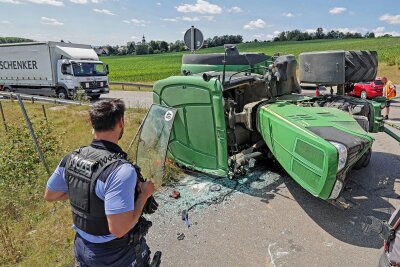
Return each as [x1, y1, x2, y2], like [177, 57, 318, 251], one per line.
[351, 78, 384, 99]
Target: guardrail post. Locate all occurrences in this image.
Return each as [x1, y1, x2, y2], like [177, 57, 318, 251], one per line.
[17, 95, 50, 175]
[41, 104, 48, 122]
[0, 102, 7, 132]
[122, 84, 125, 91]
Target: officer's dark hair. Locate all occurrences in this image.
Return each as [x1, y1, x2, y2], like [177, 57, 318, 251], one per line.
[89, 99, 125, 132]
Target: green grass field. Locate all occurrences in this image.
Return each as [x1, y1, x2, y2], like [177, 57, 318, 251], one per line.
[102, 37, 400, 84]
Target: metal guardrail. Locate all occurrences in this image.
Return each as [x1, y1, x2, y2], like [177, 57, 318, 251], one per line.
[0, 92, 89, 106]
[109, 82, 153, 91]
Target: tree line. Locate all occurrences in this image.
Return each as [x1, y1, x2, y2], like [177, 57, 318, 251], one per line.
[0, 37, 34, 44]
[270, 28, 379, 42]
[99, 35, 244, 56]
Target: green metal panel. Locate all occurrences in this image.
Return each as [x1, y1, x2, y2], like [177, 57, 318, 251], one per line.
[153, 76, 228, 176]
[181, 61, 271, 75]
[258, 101, 373, 199]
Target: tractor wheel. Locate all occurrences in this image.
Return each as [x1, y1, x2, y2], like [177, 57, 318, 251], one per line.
[56, 88, 69, 99]
[354, 148, 372, 170]
[360, 90, 367, 99]
[345, 51, 378, 83]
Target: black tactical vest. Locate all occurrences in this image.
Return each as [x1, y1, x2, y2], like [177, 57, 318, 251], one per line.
[65, 144, 130, 235]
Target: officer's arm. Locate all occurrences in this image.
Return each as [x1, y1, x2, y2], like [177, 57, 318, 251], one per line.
[107, 191, 150, 238]
[44, 161, 69, 202]
[44, 189, 69, 202]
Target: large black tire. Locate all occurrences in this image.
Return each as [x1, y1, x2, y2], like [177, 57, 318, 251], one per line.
[345, 51, 378, 83]
[354, 148, 372, 170]
[91, 94, 101, 100]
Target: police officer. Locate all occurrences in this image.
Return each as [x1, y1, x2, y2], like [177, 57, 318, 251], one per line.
[44, 99, 158, 266]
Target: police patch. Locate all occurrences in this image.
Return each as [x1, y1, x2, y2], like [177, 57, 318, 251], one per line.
[68, 154, 97, 178]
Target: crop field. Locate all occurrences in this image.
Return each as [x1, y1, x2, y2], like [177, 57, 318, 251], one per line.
[102, 37, 400, 84]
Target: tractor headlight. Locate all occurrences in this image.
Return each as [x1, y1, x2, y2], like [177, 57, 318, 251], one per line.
[329, 179, 343, 199]
[330, 141, 348, 172]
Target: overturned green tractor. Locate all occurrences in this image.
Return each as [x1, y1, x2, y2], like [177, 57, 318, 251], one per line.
[139, 45, 385, 205]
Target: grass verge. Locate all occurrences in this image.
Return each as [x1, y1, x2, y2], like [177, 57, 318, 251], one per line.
[0, 101, 147, 266]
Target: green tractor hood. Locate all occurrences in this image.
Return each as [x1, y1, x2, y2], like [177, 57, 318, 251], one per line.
[258, 98, 373, 200]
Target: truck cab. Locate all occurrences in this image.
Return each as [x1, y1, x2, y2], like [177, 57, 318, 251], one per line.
[57, 59, 109, 99]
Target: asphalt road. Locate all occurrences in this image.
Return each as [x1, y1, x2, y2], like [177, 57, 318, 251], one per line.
[107, 89, 400, 267]
[100, 90, 153, 108]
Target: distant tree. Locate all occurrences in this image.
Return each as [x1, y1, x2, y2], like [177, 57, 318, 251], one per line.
[136, 45, 149, 55]
[127, 42, 136, 54]
[148, 40, 159, 51]
[159, 41, 169, 52]
[365, 32, 375, 38]
[316, 27, 325, 39]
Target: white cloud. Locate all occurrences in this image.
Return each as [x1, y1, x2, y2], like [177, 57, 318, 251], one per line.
[228, 6, 242, 13]
[161, 16, 212, 22]
[0, 0, 22, 4]
[181, 16, 200, 21]
[329, 7, 346, 14]
[156, 2, 161, 5]
[93, 8, 115, 15]
[70, 0, 99, 4]
[1, 20, 12, 24]
[176, 0, 222, 14]
[28, 0, 63, 5]
[283, 12, 294, 18]
[331, 27, 368, 34]
[372, 26, 400, 37]
[244, 19, 266, 30]
[123, 18, 146, 26]
[41, 16, 64, 26]
[161, 18, 178, 22]
[379, 14, 400, 25]
[253, 33, 274, 40]
[131, 36, 139, 40]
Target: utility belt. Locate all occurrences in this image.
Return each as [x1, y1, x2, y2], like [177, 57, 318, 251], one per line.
[82, 216, 153, 249]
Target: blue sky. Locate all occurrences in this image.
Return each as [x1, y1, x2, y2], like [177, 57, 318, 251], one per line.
[0, 0, 399, 46]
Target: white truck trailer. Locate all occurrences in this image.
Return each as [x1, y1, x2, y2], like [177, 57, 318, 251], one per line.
[0, 41, 110, 99]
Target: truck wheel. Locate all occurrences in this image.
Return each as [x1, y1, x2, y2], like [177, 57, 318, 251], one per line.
[345, 51, 378, 83]
[354, 148, 371, 170]
[4, 86, 12, 92]
[360, 90, 367, 99]
[91, 94, 101, 100]
[56, 88, 69, 99]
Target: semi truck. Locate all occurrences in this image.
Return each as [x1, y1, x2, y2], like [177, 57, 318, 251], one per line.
[0, 41, 110, 99]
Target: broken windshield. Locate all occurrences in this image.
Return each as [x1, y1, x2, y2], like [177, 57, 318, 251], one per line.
[136, 104, 176, 188]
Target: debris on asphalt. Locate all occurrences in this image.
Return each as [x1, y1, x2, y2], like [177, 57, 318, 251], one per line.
[177, 233, 185, 240]
[147, 168, 284, 229]
[209, 184, 222, 192]
[170, 190, 181, 199]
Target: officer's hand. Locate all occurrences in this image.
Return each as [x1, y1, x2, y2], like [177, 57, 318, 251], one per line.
[143, 196, 159, 214]
[138, 180, 155, 199]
